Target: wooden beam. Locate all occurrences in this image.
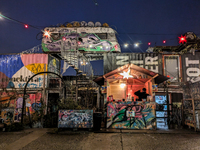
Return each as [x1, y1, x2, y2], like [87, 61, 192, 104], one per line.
[146, 74, 159, 83]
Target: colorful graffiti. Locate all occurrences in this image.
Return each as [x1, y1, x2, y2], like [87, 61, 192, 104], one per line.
[1, 108, 14, 125]
[107, 101, 156, 129]
[48, 56, 59, 75]
[42, 27, 120, 53]
[0, 91, 42, 122]
[58, 110, 93, 128]
[0, 54, 59, 89]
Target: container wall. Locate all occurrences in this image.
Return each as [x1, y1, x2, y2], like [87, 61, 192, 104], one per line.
[0, 54, 48, 89]
[104, 53, 163, 75]
[181, 52, 200, 83]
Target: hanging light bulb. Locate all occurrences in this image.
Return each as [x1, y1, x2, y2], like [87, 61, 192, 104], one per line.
[124, 43, 129, 48]
[43, 30, 51, 38]
[134, 43, 139, 47]
[24, 24, 28, 28]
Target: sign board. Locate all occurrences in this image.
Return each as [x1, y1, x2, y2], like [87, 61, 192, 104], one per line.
[126, 110, 135, 117]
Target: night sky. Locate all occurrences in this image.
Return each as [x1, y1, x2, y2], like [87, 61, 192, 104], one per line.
[1, 0, 200, 75]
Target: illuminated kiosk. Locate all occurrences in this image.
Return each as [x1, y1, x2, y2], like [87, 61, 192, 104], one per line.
[94, 64, 169, 130]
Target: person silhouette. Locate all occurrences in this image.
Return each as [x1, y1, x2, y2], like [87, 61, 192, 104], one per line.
[134, 88, 149, 101]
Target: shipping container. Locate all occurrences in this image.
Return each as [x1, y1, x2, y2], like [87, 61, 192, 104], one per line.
[0, 54, 60, 89]
[103, 53, 163, 75]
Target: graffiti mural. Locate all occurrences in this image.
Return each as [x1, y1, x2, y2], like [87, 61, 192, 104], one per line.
[0, 54, 59, 89]
[42, 27, 120, 53]
[0, 54, 47, 88]
[1, 108, 14, 125]
[107, 101, 156, 129]
[48, 56, 60, 75]
[58, 110, 93, 128]
[0, 91, 43, 122]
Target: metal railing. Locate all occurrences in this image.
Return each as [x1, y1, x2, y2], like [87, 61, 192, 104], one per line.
[61, 42, 94, 79]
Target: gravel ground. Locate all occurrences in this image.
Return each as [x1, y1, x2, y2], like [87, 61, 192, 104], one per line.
[0, 133, 30, 149]
[21, 133, 121, 150]
[1, 131, 200, 150]
[122, 133, 200, 150]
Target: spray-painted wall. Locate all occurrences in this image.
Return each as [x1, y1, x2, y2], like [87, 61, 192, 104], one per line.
[58, 110, 93, 128]
[107, 101, 156, 129]
[42, 27, 120, 53]
[0, 91, 43, 124]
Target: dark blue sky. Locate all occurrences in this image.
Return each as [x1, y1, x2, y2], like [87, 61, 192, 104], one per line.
[1, 0, 200, 75]
[1, 0, 200, 53]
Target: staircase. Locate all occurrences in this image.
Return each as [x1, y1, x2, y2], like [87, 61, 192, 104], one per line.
[60, 43, 94, 79]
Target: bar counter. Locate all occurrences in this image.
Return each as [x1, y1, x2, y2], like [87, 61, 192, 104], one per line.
[107, 101, 156, 130]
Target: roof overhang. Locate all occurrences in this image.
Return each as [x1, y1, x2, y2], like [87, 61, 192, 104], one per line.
[94, 63, 169, 85]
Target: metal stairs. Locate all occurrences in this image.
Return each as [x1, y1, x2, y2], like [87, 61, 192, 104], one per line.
[60, 44, 94, 79]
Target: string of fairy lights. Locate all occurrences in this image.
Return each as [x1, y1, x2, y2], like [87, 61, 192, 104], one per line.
[0, 13, 194, 52]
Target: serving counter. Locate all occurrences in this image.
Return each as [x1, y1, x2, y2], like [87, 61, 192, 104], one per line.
[107, 101, 156, 130]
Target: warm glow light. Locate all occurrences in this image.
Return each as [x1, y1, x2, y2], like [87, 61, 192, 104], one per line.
[89, 45, 93, 48]
[134, 43, 139, 47]
[148, 42, 151, 45]
[119, 68, 133, 79]
[120, 83, 126, 88]
[124, 43, 129, 48]
[43, 30, 51, 38]
[163, 40, 166, 44]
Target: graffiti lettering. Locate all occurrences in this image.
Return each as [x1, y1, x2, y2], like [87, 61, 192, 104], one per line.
[185, 57, 200, 83]
[58, 110, 93, 128]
